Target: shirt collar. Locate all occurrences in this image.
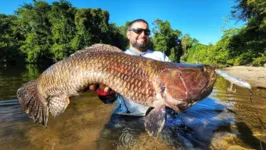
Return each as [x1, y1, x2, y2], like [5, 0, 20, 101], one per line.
[126, 48, 147, 56]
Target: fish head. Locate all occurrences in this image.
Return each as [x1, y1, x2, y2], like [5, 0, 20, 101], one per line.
[158, 64, 217, 112]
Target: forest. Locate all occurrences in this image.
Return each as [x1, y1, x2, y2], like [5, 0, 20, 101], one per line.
[0, 0, 265, 66]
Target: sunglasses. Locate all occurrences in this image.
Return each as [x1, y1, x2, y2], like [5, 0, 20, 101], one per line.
[128, 28, 151, 36]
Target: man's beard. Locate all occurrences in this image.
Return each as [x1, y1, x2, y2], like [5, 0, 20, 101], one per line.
[131, 40, 149, 52]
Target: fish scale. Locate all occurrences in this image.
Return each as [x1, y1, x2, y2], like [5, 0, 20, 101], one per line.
[82, 53, 159, 104]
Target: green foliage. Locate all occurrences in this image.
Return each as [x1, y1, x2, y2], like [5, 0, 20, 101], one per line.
[73, 8, 110, 50]
[1, 0, 265, 66]
[233, 51, 253, 65]
[48, 1, 76, 61]
[181, 43, 216, 65]
[181, 34, 198, 54]
[151, 19, 182, 62]
[230, 0, 266, 66]
[183, 0, 266, 66]
[0, 14, 23, 64]
[107, 23, 128, 50]
[15, 1, 53, 63]
[252, 53, 266, 66]
[5, 0, 124, 64]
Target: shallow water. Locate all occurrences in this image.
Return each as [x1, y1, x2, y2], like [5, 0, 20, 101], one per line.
[0, 65, 265, 150]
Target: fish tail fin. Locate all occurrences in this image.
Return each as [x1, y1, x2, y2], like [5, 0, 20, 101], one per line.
[144, 103, 166, 137]
[17, 80, 49, 126]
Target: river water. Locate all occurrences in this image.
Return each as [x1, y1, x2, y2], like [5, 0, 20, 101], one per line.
[0, 65, 265, 150]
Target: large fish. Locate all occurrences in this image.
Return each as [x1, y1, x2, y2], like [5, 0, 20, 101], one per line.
[17, 44, 217, 137]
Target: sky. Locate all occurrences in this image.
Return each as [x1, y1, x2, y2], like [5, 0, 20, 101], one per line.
[0, 0, 246, 45]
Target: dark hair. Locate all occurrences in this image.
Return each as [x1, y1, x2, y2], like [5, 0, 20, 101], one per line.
[127, 19, 149, 29]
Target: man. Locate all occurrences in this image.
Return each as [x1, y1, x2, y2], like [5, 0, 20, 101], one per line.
[95, 19, 172, 149]
[90, 19, 170, 116]
[95, 19, 211, 149]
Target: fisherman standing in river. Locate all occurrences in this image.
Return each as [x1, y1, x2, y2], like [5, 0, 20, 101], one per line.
[92, 19, 174, 149]
[93, 19, 211, 149]
[90, 19, 170, 116]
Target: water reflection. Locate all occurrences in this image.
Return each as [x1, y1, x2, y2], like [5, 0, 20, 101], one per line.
[97, 98, 232, 149]
[0, 65, 43, 100]
[97, 98, 230, 149]
[0, 65, 265, 149]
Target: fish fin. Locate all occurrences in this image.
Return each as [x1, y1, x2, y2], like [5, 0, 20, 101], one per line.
[48, 96, 70, 117]
[87, 44, 122, 53]
[144, 103, 166, 137]
[72, 44, 122, 57]
[17, 80, 49, 126]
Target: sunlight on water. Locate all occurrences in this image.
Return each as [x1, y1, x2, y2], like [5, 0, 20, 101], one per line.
[0, 66, 265, 149]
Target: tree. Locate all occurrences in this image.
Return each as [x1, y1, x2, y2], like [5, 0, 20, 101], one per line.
[48, 1, 77, 61]
[230, 0, 266, 66]
[0, 14, 23, 64]
[180, 34, 198, 54]
[183, 0, 266, 66]
[72, 8, 110, 50]
[107, 23, 128, 50]
[13, 1, 114, 63]
[15, 1, 53, 63]
[151, 19, 182, 62]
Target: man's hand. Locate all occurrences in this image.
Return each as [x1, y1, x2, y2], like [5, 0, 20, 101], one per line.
[88, 84, 117, 104]
[89, 84, 111, 93]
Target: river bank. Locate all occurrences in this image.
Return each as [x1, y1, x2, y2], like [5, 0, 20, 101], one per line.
[223, 66, 266, 89]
